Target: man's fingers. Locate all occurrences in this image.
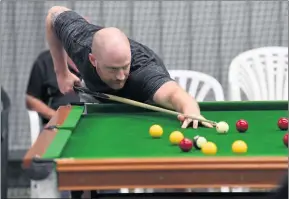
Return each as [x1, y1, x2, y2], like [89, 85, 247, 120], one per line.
[198, 115, 214, 128]
[178, 114, 185, 122]
[74, 77, 82, 86]
[66, 86, 74, 94]
[192, 120, 199, 129]
[181, 118, 192, 128]
[74, 81, 81, 86]
[179, 115, 212, 129]
[201, 122, 214, 128]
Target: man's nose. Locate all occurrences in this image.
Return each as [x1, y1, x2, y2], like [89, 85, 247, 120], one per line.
[116, 70, 126, 81]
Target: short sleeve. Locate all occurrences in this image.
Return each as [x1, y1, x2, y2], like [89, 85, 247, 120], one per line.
[53, 11, 103, 67]
[129, 62, 174, 101]
[26, 59, 45, 99]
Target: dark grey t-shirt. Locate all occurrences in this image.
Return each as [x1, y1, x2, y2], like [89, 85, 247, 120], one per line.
[53, 11, 173, 102]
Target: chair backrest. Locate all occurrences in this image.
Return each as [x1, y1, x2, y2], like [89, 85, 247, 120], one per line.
[228, 46, 288, 101]
[168, 70, 225, 101]
[28, 111, 41, 145]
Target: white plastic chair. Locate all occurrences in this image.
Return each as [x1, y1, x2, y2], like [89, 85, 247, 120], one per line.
[28, 110, 41, 145]
[169, 70, 227, 193]
[228, 46, 288, 101]
[28, 110, 42, 198]
[227, 47, 288, 192]
[169, 70, 225, 101]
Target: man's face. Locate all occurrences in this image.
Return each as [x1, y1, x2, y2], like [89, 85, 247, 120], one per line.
[96, 61, 130, 90]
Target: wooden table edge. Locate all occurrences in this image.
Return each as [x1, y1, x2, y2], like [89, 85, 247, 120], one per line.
[58, 184, 280, 191]
[56, 156, 288, 172]
[22, 105, 72, 169]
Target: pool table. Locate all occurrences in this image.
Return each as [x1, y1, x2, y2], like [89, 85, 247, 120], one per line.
[22, 101, 288, 198]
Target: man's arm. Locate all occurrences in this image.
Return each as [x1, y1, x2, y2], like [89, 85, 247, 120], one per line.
[46, 6, 70, 75]
[129, 49, 200, 117]
[129, 62, 205, 128]
[153, 81, 201, 116]
[45, 6, 101, 94]
[153, 81, 211, 128]
[26, 95, 56, 120]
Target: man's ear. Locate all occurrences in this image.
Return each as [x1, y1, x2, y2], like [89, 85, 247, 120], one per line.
[88, 53, 97, 68]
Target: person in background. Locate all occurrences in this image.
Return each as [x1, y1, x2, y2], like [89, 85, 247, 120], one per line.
[26, 50, 81, 198]
[26, 50, 81, 125]
[26, 47, 116, 199]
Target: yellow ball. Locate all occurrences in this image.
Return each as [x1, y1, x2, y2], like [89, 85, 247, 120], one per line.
[232, 140, 248, 154]
[201, 141, 217, 155]
[169, 131, 184, 145]
[149, 124, 163, 138]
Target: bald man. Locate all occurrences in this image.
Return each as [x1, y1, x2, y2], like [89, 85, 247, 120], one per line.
[46, 6, 212, 129]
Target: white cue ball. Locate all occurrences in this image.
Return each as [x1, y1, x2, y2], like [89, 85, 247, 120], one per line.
[216, 121, 229, 134]
[196, 136, 207, 149]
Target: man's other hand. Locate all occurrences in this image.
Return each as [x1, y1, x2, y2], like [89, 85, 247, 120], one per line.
[56, 71, 81, 94]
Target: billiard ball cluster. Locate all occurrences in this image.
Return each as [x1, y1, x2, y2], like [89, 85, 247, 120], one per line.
[177, 133, 218, 155]
[170, 131, 218, 155]
[149, 123, 246, 155]
[148, 116, 288, 155]
[170, 131, 194, 152]
[149, 125, 217, 155]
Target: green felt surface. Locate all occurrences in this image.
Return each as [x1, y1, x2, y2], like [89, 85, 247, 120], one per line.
[43, 129, 72, 158]
[61, 106, 84, 129]
[43, 102, 288, 159]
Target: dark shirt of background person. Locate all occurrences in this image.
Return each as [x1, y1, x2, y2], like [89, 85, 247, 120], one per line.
[26, 50, 81, 125]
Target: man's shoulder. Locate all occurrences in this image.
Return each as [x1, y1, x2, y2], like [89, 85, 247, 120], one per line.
[31, 50, 53, 71]
[128, 38, 166, 72]
[129, 38, 152, 53]
[35, 50, 53, 62]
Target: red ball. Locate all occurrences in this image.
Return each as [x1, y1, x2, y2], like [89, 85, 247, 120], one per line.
[283, 133, 288, 147]
[179, 138, 193, 152]
[236, 119, 248, 133]
[278, 117, 288, 130]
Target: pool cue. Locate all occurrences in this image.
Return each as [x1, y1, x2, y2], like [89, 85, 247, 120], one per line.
[73, 86, 217, 126]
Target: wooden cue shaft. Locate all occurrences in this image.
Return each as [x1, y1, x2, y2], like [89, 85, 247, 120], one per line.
[105, 93, 217, 125]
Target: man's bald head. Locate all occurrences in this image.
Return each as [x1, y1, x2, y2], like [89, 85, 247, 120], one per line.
[88, 27, 131, 90]
[91, 27, 131, 67]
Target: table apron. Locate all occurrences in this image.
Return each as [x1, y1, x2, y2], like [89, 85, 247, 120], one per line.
[57, 168, 287, 190]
